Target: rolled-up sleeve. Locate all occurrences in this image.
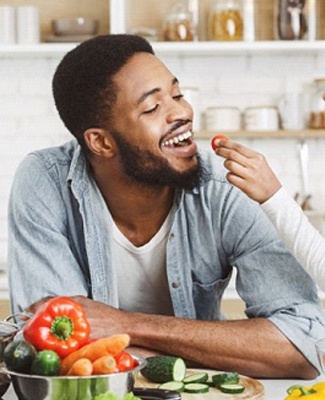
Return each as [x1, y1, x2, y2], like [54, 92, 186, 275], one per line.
[220, 185, 325, 373]
[269, 302, 325, 372]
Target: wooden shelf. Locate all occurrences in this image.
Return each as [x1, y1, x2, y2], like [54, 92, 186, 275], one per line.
[195, 129, 325, 140]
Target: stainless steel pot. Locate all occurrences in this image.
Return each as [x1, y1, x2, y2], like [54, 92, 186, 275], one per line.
[1, 356, 146, 400]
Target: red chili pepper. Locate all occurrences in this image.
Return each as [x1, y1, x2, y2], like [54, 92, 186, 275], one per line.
[23, 296, 90, 359]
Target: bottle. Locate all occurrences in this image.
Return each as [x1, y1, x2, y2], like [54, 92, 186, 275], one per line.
[209, 0, 244, 41]
[274, 0, 308, 40]
[309, 78, 325, 129]
[162, 0, 197, 41]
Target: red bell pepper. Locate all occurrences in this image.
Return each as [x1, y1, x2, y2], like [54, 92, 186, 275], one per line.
[23, 296, 90, 359]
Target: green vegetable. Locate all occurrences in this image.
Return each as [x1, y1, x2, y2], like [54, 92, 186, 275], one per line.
[77, 378, 93, 400]
[50, 379, 78, 400]
[212, 372, 239, 387]
[3, 340, 37, 373]
[184, 383, 210, 393]
[91, 377, 109, 396]
[219, 383, 245, 394]
[94, 393, 141, 400]
[31, 349, 60, 376]
[141, 356, 186, 383]
[183, 372, 209, 384]
[158, 381, 185, 392]
[64, 380, 78, 400]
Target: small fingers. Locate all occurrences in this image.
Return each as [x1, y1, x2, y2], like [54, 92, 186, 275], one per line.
[216, 139, 262, 161]
[223, 158, 249, 179]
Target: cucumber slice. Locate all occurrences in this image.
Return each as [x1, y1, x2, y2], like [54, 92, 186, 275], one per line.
[183, 372, 209, 384]
[158, 381, 185, 392]
[212, 372, 239, 387]
[184, 383, 210, 394]
[141, 356, 187, 383]
[206, 376, 215, 387]
[219, 383, 245, 394]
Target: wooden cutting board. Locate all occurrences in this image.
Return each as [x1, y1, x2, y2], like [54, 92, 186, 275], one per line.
[135, 368, 265, 400]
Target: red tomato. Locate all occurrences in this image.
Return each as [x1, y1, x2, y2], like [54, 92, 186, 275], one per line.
[114, 351, 136, 372]
[211, 134, 228, 151]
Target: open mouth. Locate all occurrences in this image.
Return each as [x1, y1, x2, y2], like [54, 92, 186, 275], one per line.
[161, 131, 192, 148]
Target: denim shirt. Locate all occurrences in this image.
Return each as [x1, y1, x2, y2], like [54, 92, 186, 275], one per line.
[8, 139, 325, 371]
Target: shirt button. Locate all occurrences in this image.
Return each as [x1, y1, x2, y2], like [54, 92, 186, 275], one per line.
[169, 233, 174, 240]
[172, 281, 180, 288]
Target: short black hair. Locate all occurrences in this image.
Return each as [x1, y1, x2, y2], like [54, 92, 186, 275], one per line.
[52, 34, 154, 152]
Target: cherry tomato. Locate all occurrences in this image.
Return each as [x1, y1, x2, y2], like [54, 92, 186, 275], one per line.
[114, 351, 136, 372]
[211, 134, 228, 151]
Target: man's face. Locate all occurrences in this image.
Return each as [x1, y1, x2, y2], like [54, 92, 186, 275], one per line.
[109, 52, 203, 189]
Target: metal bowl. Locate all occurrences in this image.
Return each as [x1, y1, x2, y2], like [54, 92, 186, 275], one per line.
[51, 17, 99, 36]
[2, 355, 145, 400]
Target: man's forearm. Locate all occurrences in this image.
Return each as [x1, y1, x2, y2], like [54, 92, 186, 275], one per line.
[126, 312, 317, 379]
[74, 297, 317, 380]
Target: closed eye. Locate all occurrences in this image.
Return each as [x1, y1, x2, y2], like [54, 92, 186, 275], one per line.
[174, 94, 184, 100]
[143, 104, 159, 114]
[142, 94, 184, 115]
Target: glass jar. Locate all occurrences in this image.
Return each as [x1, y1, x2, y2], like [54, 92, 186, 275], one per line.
[162, 0, 197, 41]
[309, 78, 325, 129]
[274, 0, 308, 40]
[209, 0, 244, 41]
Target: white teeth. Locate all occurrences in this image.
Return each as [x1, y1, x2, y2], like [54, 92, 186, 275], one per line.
[162, 131, 192, 147]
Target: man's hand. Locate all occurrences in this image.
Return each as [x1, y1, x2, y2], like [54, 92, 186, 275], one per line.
[25, 296, 53, 315]
[72, 296, 129, 339]
[215, 139, 282, 204]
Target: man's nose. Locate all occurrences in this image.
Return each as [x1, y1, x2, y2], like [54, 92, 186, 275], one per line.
[165, 98, 193, 123]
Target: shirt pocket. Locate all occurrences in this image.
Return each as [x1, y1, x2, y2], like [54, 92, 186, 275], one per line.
[192, 273, 232, 320]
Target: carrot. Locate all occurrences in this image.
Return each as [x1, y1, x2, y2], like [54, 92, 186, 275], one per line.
[66, 358, 93, 376]
[92, 354, 116, 375]
[60, 333, 130, 375]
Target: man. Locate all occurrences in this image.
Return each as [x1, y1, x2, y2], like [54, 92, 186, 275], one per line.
[8, 34, 325, 379]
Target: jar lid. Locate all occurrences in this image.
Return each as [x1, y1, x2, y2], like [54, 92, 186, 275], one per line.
[165, 11, 192, 22]
[212, 0, 241, 10]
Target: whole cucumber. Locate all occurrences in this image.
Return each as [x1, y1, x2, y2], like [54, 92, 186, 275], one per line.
[141, 356, 186, 383]
[3, 340, 37, 373]
[31, 350, 60, 376]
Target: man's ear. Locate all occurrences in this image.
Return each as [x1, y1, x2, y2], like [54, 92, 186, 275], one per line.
[84, 128, 116, 157]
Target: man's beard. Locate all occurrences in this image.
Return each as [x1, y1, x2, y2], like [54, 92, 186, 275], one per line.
[111, 130, 205, 190]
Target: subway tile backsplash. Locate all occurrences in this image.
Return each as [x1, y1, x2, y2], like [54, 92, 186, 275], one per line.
[0, 51, 325, 266]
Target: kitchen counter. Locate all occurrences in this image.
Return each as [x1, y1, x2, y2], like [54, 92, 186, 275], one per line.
[2, 374, 325, 400]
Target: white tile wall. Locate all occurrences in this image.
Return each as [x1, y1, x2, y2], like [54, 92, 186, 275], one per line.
[0, 56, 71, 267]
[0, 50, 325, 286]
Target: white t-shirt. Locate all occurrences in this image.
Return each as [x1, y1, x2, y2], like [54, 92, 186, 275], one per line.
[261, 187, 325, 292]
[111, 211, 174, 315]
[92, 180, 174, 315]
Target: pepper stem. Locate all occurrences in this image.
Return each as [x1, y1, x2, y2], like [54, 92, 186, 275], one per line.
[51, 316, 74, 340]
